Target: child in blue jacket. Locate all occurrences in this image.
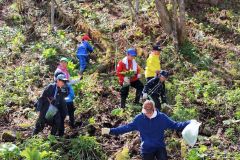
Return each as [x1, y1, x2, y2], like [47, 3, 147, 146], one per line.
[76, 35, 94, 75]
[102, 100, 194, 160]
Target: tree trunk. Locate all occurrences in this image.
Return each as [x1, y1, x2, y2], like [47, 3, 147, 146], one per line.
[16, 0, 24, 13]
[178, 0, 186, 45]
[155, 0, 187, 52]
[172, 0, 179, 52]
[135, 0, 140, 15]
[127, 0, 136, 21]
[51, 0, 55, 30]
[155, 0, 172, 34]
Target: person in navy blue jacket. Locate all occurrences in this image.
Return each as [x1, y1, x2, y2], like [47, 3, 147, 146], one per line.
[54, 72, 76, 128]
[33, 74, 69, 136]
[142, 70, 169, 111]
[76, 34, 94, 75]
[102, 100, 192, 160]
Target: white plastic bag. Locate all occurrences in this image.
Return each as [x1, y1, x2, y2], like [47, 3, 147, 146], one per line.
[182, 120, 201, 147]
[45, 104, 58, 120]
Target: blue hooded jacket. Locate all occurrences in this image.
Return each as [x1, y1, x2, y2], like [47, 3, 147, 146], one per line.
[76, 40, 94, 58]
[110, 111, 190, 153]
[65, 84, 75, 103]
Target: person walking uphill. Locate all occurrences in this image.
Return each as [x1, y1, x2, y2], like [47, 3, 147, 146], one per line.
[145, 44, 162, 82]
[76, 34, 94, 75]
[54, 57, 81, 84]
[116, 48, 144, 108]
[33, 74, 69, 136]
[102, 100, 195, 160]
[142, 70, 169, 111]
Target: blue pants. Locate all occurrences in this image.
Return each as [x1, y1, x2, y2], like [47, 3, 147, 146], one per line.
[78, 55, 89, 74]
[141, 148, 168, 160]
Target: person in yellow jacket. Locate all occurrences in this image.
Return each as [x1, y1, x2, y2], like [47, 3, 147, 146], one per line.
[144, 44, 168, 107]
[145, 44, 162, 82]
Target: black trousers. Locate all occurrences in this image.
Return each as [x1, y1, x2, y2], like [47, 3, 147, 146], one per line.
[120, 80, 144, 108]
[150, 94, 161, 111]
[67, 102, 75, 127]
[146, 77, 166, 111]
[33, 110, 66, 136]
[142, 148, 168, 160]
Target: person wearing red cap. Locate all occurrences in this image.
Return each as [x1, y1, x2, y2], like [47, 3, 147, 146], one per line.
[76, 34, 94, 75]
[116, 48, 144, 108]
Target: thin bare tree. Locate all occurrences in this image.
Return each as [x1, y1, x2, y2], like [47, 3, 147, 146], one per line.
[155, 0, 187, 52]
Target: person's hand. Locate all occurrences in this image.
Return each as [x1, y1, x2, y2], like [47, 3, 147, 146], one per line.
[137, 74, 141, 79]
[101, 128, 110, 135]
[142, 93, 148, 99]
[162, 103, 167, 108]
[124, 77, 130, 83]
[123, 77, 130, 86]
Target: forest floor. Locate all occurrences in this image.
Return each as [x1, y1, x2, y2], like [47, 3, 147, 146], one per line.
[0, 0, 240, 160]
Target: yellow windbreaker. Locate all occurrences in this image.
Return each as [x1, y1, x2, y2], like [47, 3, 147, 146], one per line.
[145, 54, 161, 78]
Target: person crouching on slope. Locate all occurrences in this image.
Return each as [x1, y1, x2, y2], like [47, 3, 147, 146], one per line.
[33, 74, 69, 136]
[142, 70, 169, 111]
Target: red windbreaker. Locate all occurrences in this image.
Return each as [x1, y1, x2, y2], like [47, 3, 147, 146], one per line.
[116, 58, 141, 85]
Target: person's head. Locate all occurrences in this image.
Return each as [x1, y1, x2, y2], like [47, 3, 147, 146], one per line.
[60, 57, 69, 68]
[152, 44, 161, 55]
[142, 100, 156, 118]
[82, 34, 91, 41]
[56, 74, 68, 88]
[157, 70, 169, 82]
[126, 48, 137, 60]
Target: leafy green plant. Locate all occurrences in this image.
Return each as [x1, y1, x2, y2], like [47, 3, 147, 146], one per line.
[226, 88, 240, 106]
[67, 61, 78, 77]
[115, 147, 130, 160]
[0, 143, 20, 160]
[88, 117, 96, 124]
[179, 40, 200, 64]
[0, 106, 9, 117]
[20, 137, 60, 159]
[234, 110, 240, 119]
[120, 70, 136, 77]
[20, 148, 42, 160]
[68, 135, 106, 160]
[224, 128, 236, 142]
[172, 105, 198, 121]
[111, 108, 124, 117]
[186, 145, 207, 160]
[42, 48, 57, 59]
[11, 32, 25, 51]
[57, 30, 66, 39]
